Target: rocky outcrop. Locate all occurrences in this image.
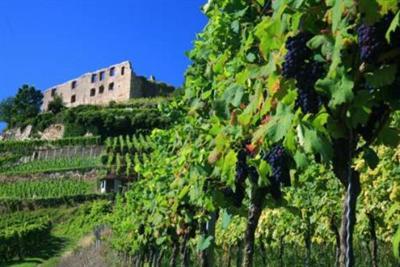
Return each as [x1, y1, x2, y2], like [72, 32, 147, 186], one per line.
[40, 124, 65, 140]
[0, 125, 32, 141]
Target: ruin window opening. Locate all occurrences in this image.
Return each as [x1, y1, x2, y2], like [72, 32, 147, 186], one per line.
[51, 88, 57, 97]
[110, 67, 115, 77]
[121, 67, 125, 76]
[71, 81, 77, 89]
[91, 74, 97, 83]
[90, 88, 96, 97]
[108, 82, 114, 91]
[71, 95, 76, 103]
[99, 71, 105, 81]
[99, 85, 105, 94]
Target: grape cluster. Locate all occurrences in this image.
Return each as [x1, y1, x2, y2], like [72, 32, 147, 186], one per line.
[282, 32, 313, 79]
[358, 12, 400, 63]
[264, 144, 291, 199]
[282, 32, 325, 114]
[265, 145, 291, 186]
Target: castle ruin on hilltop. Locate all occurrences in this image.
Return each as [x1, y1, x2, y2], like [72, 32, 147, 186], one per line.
[42, 61, 174, 111]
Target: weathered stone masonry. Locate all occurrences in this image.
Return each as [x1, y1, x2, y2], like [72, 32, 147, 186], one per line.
[42, 61, 174, 111]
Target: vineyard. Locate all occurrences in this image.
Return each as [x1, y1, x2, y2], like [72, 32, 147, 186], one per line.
[0, 157, 101, 176]
[0, 201, 111, 265]
[101, 134, 154, 177]
[1, 0, 400, 266]
[105, 1, 400, 267]
[0, 179, 95, 199]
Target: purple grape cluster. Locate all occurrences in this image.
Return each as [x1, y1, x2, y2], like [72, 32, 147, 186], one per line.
[265, 144, 291, 187]
[282, 32, 313, 79]
[282, 32, 325, 114]
[358, 12, 400, 63]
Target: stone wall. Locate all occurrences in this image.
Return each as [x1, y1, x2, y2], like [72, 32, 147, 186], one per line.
[42, 61, 133, 111]
[42, 61, 175, 111]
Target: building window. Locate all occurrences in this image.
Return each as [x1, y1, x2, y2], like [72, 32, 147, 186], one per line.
[121, 67, 125, 76]
[71, 81, 77, 89]
[71, 95, 76, 103]
[108, 82, 114, 91]
[99, 85, 105, 94]
[110, 67, 115, 77]
[51, 88, 57, 97]
[91, 74, 97, 83]
[90, 88, 96, 97]
[99, 71, 105, 81]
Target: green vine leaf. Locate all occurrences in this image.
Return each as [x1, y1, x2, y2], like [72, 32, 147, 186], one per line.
[363, 147, 379, 170]
[265, 103, 294, 143]
[365, 65, 397, 88]
[221, 210, 232, 229]
[386, 11, 400, 43]
[196, 235, 214, 252]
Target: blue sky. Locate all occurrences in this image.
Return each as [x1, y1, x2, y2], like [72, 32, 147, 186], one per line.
[0, 0, 208, 130]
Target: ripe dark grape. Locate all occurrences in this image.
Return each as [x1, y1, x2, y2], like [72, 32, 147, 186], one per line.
[295, 88, 321, 114]
[357, 12, 398, 63]
[236, 149, 248, 184]
[282, 32, 313, 79]
[265, 144, 291, 187]
[282, 32, 325, 114]
[296, 61, 325, 88]
[294, 61, 325, 113]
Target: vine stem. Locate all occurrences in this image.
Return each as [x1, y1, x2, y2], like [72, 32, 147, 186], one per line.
[339, 130, 360, 267]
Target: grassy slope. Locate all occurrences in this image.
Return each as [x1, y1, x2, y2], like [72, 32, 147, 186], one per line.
[3, 200, 111, 267]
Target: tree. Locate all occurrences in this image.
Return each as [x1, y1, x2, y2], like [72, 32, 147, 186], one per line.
[47, 94, 65, 114]
[13, 84, 43, 122]
[0, 97, 15, 127]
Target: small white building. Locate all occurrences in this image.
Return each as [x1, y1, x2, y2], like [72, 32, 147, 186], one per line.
[99, 175, 132, 194]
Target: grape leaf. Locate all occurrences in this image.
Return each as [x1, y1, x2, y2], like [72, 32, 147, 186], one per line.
[221, 209, 232, 229]
[265, 103, 294, 143]
[359, 0, 380, 24]
[365, 65, 397, 88]
[317, 70, 354, 108]
[294, 151, 309, 170]
[298, 124, 333, 161]
[378, 0, 399, 14]
[363, 147, 379, 170]
[197, 235, 213, 252]
[386, 11, 400, 43]
[376, 126, 400, 147]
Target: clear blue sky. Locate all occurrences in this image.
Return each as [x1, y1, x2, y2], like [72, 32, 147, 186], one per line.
[0, 0, 207, 130]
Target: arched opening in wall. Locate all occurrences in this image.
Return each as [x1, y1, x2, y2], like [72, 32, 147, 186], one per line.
[51, 88, 57, 97]
[71, 81, 77, 89]
[99, 85, 105, 94]
[110, 67, 115, 77]
[91, 74, 97, 83]
[71, 95, 76, 103]
[108, 82, 114, 91]
[121, 67, 125, 76]
[99, 71, 105, 81]
[90, 88, 96, 97]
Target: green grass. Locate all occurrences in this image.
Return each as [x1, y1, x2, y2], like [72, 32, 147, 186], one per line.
[0, 179, 96, 199]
